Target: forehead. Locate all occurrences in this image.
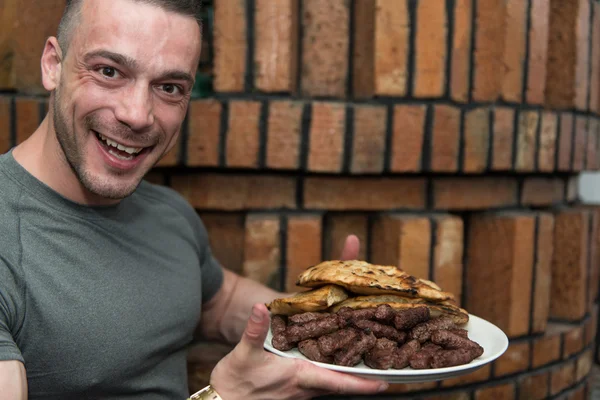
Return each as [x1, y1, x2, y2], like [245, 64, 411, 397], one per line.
[72, 0, 201, 74]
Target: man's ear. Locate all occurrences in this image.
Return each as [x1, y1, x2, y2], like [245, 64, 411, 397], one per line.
[41, 37, 63, 91]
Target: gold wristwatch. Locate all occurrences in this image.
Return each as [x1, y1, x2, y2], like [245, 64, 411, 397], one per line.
[188, 385, 223, 400]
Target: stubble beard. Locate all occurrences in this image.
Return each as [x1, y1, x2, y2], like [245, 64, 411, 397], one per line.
[52, 87, 145, 201]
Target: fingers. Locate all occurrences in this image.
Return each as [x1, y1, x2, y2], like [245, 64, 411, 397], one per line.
[340, 234, 360, 261]
[297, 361, 388, 395]
[238, 303, 271, 356]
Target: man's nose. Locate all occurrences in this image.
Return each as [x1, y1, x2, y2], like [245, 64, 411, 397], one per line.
[114, 84, 155, 131]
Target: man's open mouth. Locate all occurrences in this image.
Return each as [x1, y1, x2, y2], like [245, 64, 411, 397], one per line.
[94, 131, 147, 161]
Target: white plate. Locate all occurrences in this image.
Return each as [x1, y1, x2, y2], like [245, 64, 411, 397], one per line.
[264, 313, 509, 383]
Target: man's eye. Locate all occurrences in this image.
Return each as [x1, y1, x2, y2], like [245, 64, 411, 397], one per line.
[99, 67, 118, 78]
[161, 84, 181, 95]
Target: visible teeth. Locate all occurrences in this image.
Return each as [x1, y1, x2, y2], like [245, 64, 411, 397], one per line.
[98, 133, 143, 154]
[108, 148, 134, 161]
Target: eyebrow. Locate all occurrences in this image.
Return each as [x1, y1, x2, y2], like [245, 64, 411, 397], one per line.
[83, 50, 194, 86]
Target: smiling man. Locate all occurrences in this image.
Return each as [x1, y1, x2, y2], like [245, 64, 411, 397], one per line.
[0, 1, 388, 399]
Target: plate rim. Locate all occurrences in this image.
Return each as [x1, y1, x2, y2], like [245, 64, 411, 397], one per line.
[263, 313, 509, 377]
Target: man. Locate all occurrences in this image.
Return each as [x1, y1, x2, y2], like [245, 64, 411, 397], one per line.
[0, 0, 389, 399]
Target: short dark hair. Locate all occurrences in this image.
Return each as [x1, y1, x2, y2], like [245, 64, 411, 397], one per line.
[57, 0, 203, 54]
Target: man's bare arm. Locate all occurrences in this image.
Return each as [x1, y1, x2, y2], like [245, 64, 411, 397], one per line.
[0, 361, 27, 399]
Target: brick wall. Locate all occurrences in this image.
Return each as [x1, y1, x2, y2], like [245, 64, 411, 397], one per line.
[2, 0, 600, 398]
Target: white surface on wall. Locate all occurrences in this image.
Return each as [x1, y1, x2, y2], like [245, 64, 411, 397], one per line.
[580, 172, 600, 204]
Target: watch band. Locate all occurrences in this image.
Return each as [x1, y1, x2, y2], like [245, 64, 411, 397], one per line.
[188, 385, 223, 400]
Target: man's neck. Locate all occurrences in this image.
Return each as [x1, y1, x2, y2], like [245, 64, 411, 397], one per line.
[12, 114, 119, 206]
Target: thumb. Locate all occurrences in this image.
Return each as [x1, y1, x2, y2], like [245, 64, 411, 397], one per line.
[237, 303, 271, 356]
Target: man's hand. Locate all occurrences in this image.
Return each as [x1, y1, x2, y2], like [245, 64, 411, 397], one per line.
[209, 303, 388, 400]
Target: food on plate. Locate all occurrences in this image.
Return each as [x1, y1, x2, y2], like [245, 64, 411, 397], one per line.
[265, 260, 483, 370]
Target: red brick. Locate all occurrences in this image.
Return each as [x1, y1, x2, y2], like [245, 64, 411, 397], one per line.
[390, 104, 426, 172]
[5, 0, 64, 94]
[532, 326, 563, 367]
[518, 371, 550, 400]
[199, 213, 245, 275]
[572, 116, 587, 171]
[475, 383, 515, 400]
[491, 107, 515, 171]
[472, 0, 507, 101]
[300, 0, 349, 97]
[501, 0, 527, 103]
[226, 100, 261, 168]
[450, 0, 473, 102]
[538, 112, 558, 172]
[254, 0, 298, 93]
[550, 209, 590, 321]
[526, 0, 550, 104]
[323, 214, 368, 261]
[307, 102, 345, 173]
[432, 215, 464, 305]
[493, 341, 530, 377]
[213, 0, 246, 92]
[586, 119, 598, 170]
[463, 107, 490, 173]
[465, 212, 535, 337]
[423, 393, 470, 400]
[441, 363, 491, 387]
[371, 215, 432, 281]
[265, 101, 303, 170]
[591, 2, 600, 113]
[569, 385, 587, 400]
[545, 0, 590, 110]
[521, 178, 565, 207]
[352, 0, 376, 99]
[586, 305, 598, 345]
[551, 362, 576, 395]
[531, 214, 555, 334]
[187, 100, 221, 167]
[0, 1, 17, 89]
[586, 208, 600, 310]
[431, 105, 461, 172]
[0, 97, 9, 153]
[304, 177, 426, 211]
[286, 215, 322, 292]
[575, 349, 593, 382]
[557, 113, 574, 172]
[170, 174, 296, 211]
[351, 105, 386, 174]
[374, 0, 410, 96]
[515, 111, 539, 172]
[563, 325, 584, 358]
[414, 0, 447, 98]
[243, 215, 281, 289]
[433, 178, 518, 210]
[386, 381, 438, 394]
[15, 97, 39, 145]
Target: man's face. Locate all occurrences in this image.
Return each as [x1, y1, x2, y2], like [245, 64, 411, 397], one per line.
[51, 0, 201, 200]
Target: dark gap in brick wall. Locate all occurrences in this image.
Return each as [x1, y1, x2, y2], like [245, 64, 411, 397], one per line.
[422, 104, 434, 172]
[179, 109, 190, 166]
[295, 175, 304, 210]
[346, 0, 356, 99]
[522, 0, 533, 103]
[486, 106, 495, 171]
[467, 0, 477, 103]
[258, 101, 269, 169]
[406, 0, 418, 97]
[444, 0, 455, 99]
[383, 104, 394, 173]
[569, 115, 577, 171]
[458, 108, 466, 172]
[554, 113, 563, 171]
[528, 215, 540, 335]
[244, 0, 256, 93]
[425, 175, 434, 210]
[533, 110, 542, 172]
[511, 109, 520, 170]
[218, 101, 229, 167]
[583, 117, 591, 169]
[37, 100, 46, 125]
[321, 212, 330, 261]
[279, 214, 288, 292]
[428, 217, 437, 282]
[342, 105, 355, 174]
[460, 213, 470, 308]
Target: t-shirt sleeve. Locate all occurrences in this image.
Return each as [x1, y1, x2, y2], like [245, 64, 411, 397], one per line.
[0, 258, 25, 363]
[199, 245, 224, 303]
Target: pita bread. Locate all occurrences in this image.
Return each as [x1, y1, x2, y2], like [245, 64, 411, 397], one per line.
[265, 284, 349, 315]
[329, 295, 469, 325]
[296, 260, 455, 302]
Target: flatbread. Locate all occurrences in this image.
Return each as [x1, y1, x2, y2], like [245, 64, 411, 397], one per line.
[265, 284, 349, 315]
[329, 295, 469, 325]
[296, 260, 455, 302]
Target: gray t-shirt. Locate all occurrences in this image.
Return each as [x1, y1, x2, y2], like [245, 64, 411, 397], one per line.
[0, 150, 224, 399]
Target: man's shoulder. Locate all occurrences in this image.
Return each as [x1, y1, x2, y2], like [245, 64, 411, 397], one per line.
[134, 179, 199, 223]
